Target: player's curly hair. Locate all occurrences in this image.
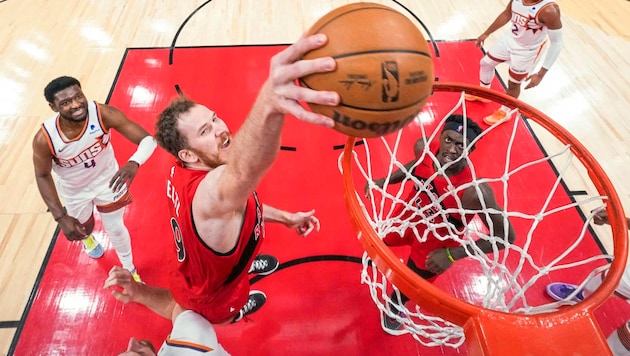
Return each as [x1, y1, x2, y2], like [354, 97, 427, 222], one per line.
[44, 76, 81, 103]
[155, 96, 196, 159]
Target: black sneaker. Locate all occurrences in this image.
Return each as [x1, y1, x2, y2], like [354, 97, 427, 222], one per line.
[382, 311, 404, 335]
[234, 290, 267, 322]
[248, 254, 279, 276]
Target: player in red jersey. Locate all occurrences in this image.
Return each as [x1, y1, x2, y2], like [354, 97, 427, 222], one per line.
[368, 115, 516, 333]
[154, 34, 337, 324]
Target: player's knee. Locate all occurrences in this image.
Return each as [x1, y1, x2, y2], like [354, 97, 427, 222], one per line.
[480, 56, 498, 69]
[508, 70, 527, 84]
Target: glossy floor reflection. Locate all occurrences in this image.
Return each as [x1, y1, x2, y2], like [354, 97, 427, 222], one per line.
[11, 41, 630, 355]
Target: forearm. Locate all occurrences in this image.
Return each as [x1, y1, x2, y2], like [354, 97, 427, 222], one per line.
[378, 160, 416, 185]
[128, 135, 157, 166]
[133, 284, 177, 320]
[35, 174, 66, 220]
[541, 29, 563, 70]
[262, 204, 290, 224]
[483, 13, 511, 36]
[225, 84, 284, 195]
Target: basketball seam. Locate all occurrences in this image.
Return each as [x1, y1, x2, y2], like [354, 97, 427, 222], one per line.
[339, 93, 430, 112]
[331, 49, 432, 60]
[310, 6, 406, 34]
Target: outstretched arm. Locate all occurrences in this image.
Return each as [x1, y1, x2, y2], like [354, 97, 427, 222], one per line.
[475, 1, 512, 48]
[100, 104, 157, 192]
[263, 204, 320, 236]
[104, 266, 179, 322]
[365, 138, 425, 195]
[200, 34, 340, 219]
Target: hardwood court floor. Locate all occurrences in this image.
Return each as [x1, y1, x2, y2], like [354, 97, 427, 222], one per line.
[1, 0, 629, 355]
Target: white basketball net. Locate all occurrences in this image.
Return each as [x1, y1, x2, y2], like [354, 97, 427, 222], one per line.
[339, 90, 615, 348]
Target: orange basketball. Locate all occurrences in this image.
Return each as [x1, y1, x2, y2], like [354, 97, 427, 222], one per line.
[299, 2, 435, 138]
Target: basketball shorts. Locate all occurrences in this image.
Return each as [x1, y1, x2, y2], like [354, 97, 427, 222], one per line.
[57, 179, 132, 224]
[487, 34, 547, 80]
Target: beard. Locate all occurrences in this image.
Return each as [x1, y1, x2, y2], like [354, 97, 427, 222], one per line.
[190, 147, 225, 169]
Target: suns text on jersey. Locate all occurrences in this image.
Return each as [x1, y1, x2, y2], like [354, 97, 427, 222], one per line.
[55, 134, 110, 168]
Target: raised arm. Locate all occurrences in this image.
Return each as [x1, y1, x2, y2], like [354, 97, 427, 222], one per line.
[207, 35, 339, 215]
[104, 266, 177, 321]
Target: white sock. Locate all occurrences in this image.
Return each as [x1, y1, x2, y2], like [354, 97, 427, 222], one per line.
[100, 209, 135, 272]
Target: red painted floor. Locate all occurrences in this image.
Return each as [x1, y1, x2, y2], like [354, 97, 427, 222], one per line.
[11, 41, 630, 355]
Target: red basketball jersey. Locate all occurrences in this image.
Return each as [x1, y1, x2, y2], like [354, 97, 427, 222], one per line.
[385, 140, 473, 269]
[166, 161, 264, 323]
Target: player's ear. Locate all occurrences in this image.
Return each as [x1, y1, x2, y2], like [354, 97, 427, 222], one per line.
[48, 102, 59, 113]
[177, 149, 197, 164]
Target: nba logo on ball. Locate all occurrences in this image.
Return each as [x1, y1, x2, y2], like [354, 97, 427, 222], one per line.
[299, 2, 435, 138]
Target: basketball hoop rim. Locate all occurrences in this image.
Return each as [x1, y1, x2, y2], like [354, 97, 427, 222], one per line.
[342, 81, 628, 327]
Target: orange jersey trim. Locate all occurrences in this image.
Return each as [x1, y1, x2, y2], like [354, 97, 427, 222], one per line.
[163, 336, 215, 352]
[56, 113, 89, 143]
[96, 191, 132, 213]
[40, 124, 56, 156]
[95, 102, 109, 134]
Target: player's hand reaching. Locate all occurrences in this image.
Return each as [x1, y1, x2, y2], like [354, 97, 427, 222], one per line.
[260, 34, 340, 127]
[110, 161, 139, 192]
[475, 34, 489, 48]
[104, 266, 142, 304]
[58, 215, 89, 241]
[286, 209, 321, 236]
[425, 248, 454, 274]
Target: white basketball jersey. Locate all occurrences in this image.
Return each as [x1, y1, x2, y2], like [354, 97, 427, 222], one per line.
[510, 0, 556, 47]
[41, 101, 118, 192]
[158, 310, 230, 355]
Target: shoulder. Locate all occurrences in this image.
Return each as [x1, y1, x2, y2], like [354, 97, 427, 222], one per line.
[32, 127, 49, 149]
[539, 2, 562, 25]
[166, 310, 228, 354]
[98, 103, 128, 127]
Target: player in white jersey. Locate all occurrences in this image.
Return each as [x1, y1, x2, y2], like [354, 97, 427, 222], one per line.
[546, 210, 630, 355]
[33, 76, 157, 281]
[105, 267, 230, 356]
[465, 0, 563, 125]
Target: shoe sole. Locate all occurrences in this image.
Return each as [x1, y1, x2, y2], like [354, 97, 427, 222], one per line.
[546, 282, 583, 302]
[85, 246, 104, 259]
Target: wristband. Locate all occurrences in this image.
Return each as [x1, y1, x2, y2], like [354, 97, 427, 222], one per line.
[128, 136, 157, 166]
[54, 206, 67, 221]
[446, 248, 456, 263]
